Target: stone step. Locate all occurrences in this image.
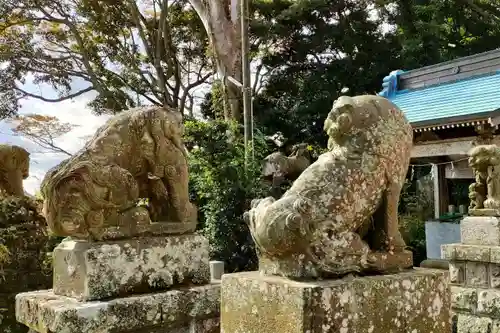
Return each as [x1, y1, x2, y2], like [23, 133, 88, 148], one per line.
[16, 284, 220, 333]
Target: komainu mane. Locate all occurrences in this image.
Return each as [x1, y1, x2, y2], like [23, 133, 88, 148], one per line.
[41, 106, 197, 241]
[245, 95, 414, 278]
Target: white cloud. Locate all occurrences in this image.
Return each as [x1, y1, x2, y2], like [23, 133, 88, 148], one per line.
[0, 86, 110, 195]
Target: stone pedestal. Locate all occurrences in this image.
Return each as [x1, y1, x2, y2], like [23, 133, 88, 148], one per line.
[16, 285, 220, 333]
[420, 258, 449, 270]
[16, 234, 220, 333]
[258, 251, 413, 278]
[221, 269, 451, 333]
[52, 235, 210, 301]
[442, 215, 500, 332]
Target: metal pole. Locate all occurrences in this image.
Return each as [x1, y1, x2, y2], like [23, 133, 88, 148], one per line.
[241, 0, 252, 170]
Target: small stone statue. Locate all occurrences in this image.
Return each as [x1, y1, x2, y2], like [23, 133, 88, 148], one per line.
[0, 144, 30, 198]
[468, 145, 500, 210]
[262, 143, 313, 198]
[40, 106, 197, 241]
[244, 95, 413, 278]
[469, 183, 485, 210]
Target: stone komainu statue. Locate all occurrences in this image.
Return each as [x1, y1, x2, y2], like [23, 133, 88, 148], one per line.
[468, 144, 500, 211]
[0, 144, 30, 198]
[244, 95, 413, 278]
[262, 143, 313, 199]
[40, 106, 197, 241]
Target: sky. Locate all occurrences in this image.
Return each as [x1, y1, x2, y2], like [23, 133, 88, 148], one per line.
[0, 79, 110, 195]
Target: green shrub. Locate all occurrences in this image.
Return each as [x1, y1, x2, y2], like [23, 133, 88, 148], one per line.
[185, 120, 271, 272]
[398, 179, 434, 265]
[0, 244, 10, 279]
[0, 196, 45, 228]
[399, 214, 426, 265]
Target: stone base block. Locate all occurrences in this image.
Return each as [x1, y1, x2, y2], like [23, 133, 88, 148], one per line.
[258, 250, 413, 278]
[461, 216, 500, 246]
[221, 269, 450, 333]
[470, 208, 500, 217]
[420, 258, 449, 270]
[16, 283, 220, 333]
[455, 314, 500, 333]
[53, 234, 210, 301]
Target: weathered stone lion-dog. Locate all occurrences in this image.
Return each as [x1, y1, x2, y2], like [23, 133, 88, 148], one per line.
[0, 144, 30, 198]
[245, 95, 413, 278]
[41, 106, 197, 241]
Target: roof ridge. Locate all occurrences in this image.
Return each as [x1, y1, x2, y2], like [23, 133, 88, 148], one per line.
[404, 48, 500, 75]
[379, 49, 500, 97]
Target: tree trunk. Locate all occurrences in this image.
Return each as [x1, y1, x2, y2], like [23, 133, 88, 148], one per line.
[188, 0, 242, 121]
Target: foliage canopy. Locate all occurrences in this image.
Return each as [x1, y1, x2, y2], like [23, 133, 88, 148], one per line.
[0, 0, 212, 118]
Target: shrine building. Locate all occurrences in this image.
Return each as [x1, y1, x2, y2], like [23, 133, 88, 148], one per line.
[379, 48, 500, 218]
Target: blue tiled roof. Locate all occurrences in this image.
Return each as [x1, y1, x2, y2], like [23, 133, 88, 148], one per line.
[380, 72, 500, 124]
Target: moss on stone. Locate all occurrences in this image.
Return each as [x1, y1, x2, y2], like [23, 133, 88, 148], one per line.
[221, 269, 451, 333]
[16, 284, 221, 333]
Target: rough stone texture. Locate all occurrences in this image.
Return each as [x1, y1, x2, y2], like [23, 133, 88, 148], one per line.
[449, 262, 465, 284]
[462, 216, 500, 246]
[470, 208, 500, 217]
[441, 243, 500, 290]
[0, 144, 30, 198]
[259, 250, 413, 278]
[221, 269, 450, 333]
[444, 215, 500, 333]
[442, 244, 492, 262]
[456, 314, 500, 333]
[420, 258, 449, 270]
[244, 95, 414, 278]
[40, 106, 197, 241]
[16, 283, 220, 333]
[52, 234, 210, 301]
[451, 286, 477, 312]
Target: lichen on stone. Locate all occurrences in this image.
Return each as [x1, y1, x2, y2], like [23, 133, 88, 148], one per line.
[244, 95, 414, 278]
[15, 283, 221, 333]
[220, 269, 451, 333]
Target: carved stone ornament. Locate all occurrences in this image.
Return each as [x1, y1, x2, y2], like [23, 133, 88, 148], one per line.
[40, 106, 197, 241]
[468, 144, 500, 214]
[244, 95, 414, 278]
[0, 144, 30, 198]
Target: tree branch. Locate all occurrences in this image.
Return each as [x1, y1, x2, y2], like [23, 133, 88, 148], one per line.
[14, 86, 93, 102]
[24, 134, 73, 156]
[155, 0, 171, 105]
[36, 6, 110, 99]
[161, 0, 181, 108]
[179, 70, 212, 113]
[126, 0, 166, 103]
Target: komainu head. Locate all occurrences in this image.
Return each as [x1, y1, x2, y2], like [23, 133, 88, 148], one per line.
[0, 144, 30, 198]
[324, 95, 412, 153]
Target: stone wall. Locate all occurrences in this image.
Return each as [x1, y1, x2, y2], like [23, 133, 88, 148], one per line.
[0, 197, 59, 333]
[443, 215, 500, 332]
